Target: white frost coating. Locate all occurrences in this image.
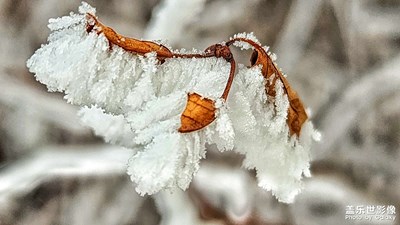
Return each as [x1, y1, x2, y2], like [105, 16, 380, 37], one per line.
[214, 102, 235, 151]
[270, 52, 278, 62]
[78, 106, 136, 148]
[26, 2, 319, 203]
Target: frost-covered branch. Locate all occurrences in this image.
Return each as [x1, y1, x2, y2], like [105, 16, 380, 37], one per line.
[26, 2, 319, 203]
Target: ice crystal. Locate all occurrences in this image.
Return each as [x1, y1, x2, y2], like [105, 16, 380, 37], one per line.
[27, 2, 319, 203]
[230, 32, 262, 50]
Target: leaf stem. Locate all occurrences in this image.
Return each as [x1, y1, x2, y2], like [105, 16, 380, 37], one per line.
[220, 57, 236, 101]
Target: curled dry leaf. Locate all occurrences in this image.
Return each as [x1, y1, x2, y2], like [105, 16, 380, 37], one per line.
[227, 38, 308, 136]
[178, 93, 216, 133]
[179, 44, 236, 132]
[250, 43, 308, 136]
[86, 13, 173, 60]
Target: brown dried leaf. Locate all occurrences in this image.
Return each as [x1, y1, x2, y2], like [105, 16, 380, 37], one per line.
[250, 47, 308, 136]
[178, 93, 216, 133]
[86, 13, 173, 60]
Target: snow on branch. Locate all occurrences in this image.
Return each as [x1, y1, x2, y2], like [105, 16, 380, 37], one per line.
[26, 2, 319, 203]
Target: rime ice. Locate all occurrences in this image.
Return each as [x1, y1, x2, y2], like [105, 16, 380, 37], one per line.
[27, 2, 319, 203]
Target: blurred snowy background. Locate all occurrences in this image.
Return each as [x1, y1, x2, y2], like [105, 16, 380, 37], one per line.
[0, 0, 399, 224]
